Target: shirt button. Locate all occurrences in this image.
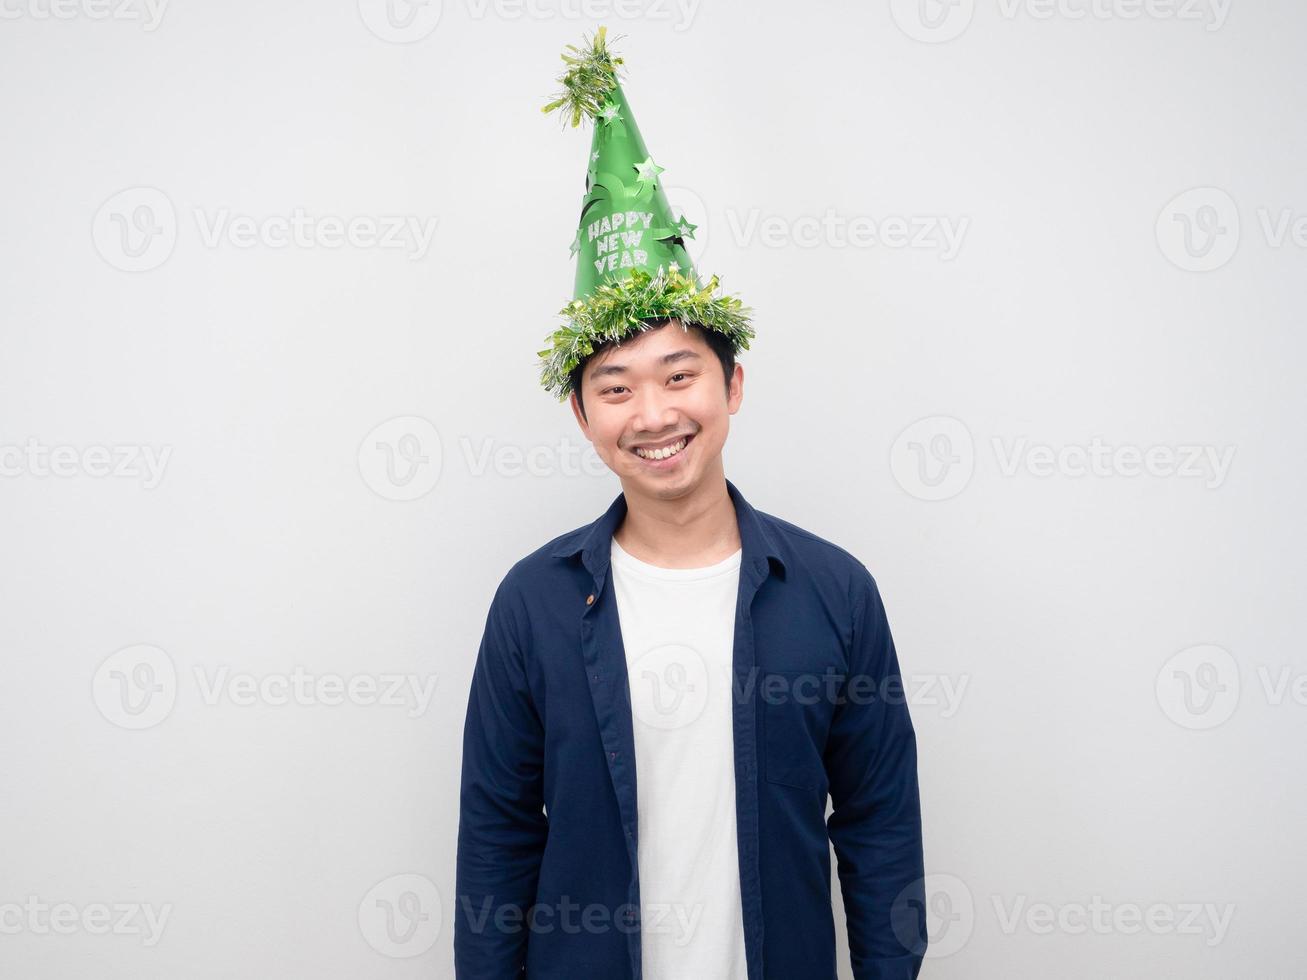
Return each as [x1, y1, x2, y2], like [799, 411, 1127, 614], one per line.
[585, 593, 595, 605]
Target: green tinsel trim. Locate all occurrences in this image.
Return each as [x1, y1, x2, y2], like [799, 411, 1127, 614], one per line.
[537, 267, 754, 401]
[540, 26, 625, 127]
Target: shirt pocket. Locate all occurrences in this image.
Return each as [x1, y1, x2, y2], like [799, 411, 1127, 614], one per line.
[760, 669, 839, 792]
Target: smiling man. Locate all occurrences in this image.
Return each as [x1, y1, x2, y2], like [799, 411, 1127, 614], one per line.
[454, 29, 927, 980]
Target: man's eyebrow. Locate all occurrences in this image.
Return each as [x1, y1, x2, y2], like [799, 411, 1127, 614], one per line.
[588, 349, 703, 383]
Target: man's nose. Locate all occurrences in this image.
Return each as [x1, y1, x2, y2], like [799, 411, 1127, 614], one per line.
[630, 384, 680, 433]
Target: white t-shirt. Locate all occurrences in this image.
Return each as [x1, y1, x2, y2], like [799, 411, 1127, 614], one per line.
[609, 534, 748, 980]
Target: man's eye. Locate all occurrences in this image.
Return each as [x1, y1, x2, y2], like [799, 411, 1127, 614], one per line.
[604, 386, 627, 395]
[669, 373, 690, 383]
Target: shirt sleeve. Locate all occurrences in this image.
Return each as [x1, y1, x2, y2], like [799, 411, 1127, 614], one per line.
[454, 576, 549, 979]
[824, 567, 929, 980]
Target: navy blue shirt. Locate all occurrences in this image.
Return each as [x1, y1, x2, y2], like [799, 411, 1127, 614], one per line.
[455, 479, 927, 979]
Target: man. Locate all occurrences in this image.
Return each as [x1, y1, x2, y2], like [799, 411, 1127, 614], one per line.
[454, 29, 927, 980]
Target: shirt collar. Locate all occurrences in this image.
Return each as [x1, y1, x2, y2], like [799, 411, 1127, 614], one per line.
[549, 478, 787, 584]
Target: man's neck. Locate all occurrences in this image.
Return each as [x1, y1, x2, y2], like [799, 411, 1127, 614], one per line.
[613, 474, 742, 570]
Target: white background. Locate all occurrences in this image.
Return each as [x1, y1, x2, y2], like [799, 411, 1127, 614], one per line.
[1, 0, 1302, 977]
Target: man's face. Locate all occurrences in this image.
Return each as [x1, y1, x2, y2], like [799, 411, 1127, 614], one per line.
[570, 320, 743, 501]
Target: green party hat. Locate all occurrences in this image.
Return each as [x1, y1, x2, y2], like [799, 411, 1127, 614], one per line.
[537, 27, 755, 401]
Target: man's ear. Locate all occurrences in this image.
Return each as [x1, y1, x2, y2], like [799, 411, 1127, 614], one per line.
[727, 362, 745, 415]
[569, 389, 589, 436]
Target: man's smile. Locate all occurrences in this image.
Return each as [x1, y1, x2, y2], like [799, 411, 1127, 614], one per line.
[630, 433, 695, 463]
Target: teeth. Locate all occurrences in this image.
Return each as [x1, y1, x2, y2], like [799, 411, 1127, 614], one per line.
[635, 437, 687, 460]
